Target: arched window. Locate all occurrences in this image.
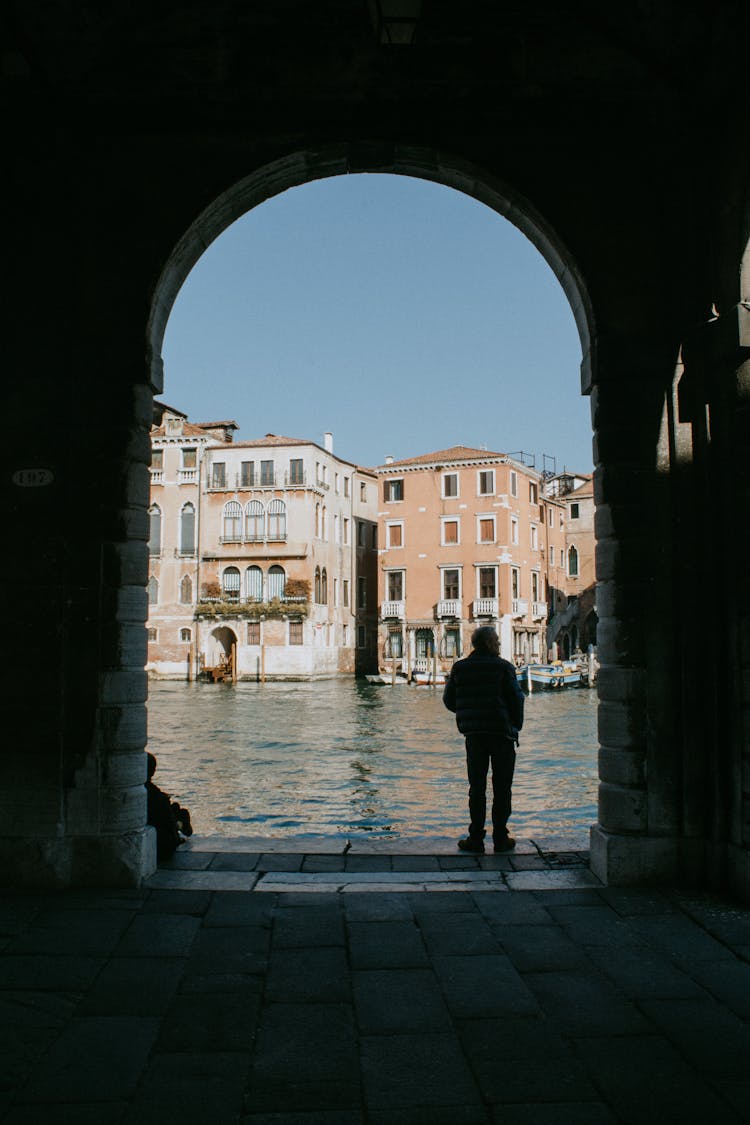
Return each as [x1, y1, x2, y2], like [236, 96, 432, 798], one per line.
[321, 507, 328, 541]
[180, 628, 192, 642]
[148, 505, 162, 556]
[222, 566, 241, 601]
[321, 567, 328, 604]
[180, 502, 195, 555]
[315, 504, 321, 539]
[148, 576, 158, 604]
[245, 500, 264, 542]
[180, 574, 193, 604]
[267, 499, 287, 541]
[245, 565, 263, 602]
[314, 566, 321, 603]
[568, 545, 579, 578]
[223, 501, 242, 542]
[267, 565, 285, 601]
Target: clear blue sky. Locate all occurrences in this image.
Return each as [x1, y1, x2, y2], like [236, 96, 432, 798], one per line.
[162, 173, 591, 473]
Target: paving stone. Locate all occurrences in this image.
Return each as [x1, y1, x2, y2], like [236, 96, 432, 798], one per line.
[627, 913, 736, 963]
[343, 893, 415, 921]
[142, 890, 213, 915]
[683, 957, 750, 1018]
[125, 1050, 248, 1124]
[301, 856, 347, 872]
[508, 854, 549, 870]
[147, 870, 261, 891]
[393, 855, 441, 871]
[242, 1113, 364, 1125]
[246, 1003, 359, 1111]
[417, 913, 502, 956]
[410, 892, 481, 916]
[573, 1034, 742, 1123]
[638, 998, 750, 1078]
[271, 905, 345, 948]
[180, 971, 265, 996]
[0, 955, 104, 991]
[0, 993, 80, 1090]
[369, 1107, 490, 1125]
[203, 893, 275, 928]
[4, 908, 134, 957]
[598, 887, 679, 915]
[18, 1016, 159, 1103]
[344, 855, 391, 872]
[210, 853, 262, 871]
[493, 924, 592, 972]
[432, 954, 540, 1018]
[472, 893, 551, 925]
[471, 1049, 599, 1105]
[275, 892, 339, 909]
[456, 1014, 572, 1059]
[159, 849, 215, 870]
[77, 956, 185, 1016]
[360, 1033, 481, 1110]
[347, 920, 428, 968]
[5, 1107, 130, 1125]
[672, 891, 750, 947]
[157, 988, 261, 1051]
[489, 1104, 617, 1124]
[186, 925, 270, 976]
[544, 904, 647, 947]
[530, 889, 603, 906]
[258, 854, 304, 872]
[522, 969, 648, 1036]
[584, 945, 708, 1000]
[477, 855, 514, 871]
[115, 913, 200, 958]
[353, 968, 452, 1033]
[437, 855, 482, 871]
[506, 869, 601, 891]
[265, 947, 351, 1002]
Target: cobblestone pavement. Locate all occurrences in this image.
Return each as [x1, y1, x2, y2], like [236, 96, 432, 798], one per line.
[2, 838, 750, 1124]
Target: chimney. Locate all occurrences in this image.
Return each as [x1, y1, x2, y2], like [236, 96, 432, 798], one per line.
[385, 455, 393, 464]
[324, 432, 333, 453]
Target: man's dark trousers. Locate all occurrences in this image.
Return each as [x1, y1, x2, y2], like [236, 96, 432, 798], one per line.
[465, 732, 516, 842]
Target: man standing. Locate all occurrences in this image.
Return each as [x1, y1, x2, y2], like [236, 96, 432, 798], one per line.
[443, 626, 525, 853]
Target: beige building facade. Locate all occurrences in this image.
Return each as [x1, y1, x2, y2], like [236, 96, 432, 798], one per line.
[147, 407, 378, 680]
[373, 447, 567, 677]
[545, 472, 597, 658]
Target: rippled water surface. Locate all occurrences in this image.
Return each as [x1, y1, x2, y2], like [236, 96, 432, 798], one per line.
[146, 679, 598, 841]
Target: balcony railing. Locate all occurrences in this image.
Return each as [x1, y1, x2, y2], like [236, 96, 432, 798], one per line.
[218, 532, 288, 545]
[206, 470, 308, 491]
[380, 600, 405, 620]
[511, 598, 528, 618]
[177, 468, 198, 484]
[149, 469, 163, 484]
[437, 599, 461, 618]
[532, 601, 548, 620]
[472, 598, 498, 618]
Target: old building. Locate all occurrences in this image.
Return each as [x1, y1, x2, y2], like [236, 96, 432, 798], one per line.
[545, 472, 597, 658]
[374, 447, 566, 677]
[147, 408, 378, 680]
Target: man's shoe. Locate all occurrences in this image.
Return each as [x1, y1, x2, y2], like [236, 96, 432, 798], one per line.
[493, 837, 516, 853]
[457, 837, 485, 854]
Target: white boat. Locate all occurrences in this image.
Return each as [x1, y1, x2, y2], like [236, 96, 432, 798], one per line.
[517, 661, 582, 690]
[412, 671, 446, 686]
[365, 673, 409, 685]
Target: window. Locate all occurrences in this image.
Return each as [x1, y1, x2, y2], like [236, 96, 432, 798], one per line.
[245, 565, 263, 602]
[289, 458, 304, 485]
[531, 571, 540, 601]
[180, 502, 195, 554]
[180, 628, 192, 643]
[148, 505, 161, 556]
[260, 459, 275, 486]
[314, 567, 322, 603]
[568, 545, 579, 577]
[510, 470, 518, 498]
[333, 578, 339, 606]
[386, 522, 403, 548]
[386, 630, 403, 658]
[478, 469, 495, 496]
[415, 629, 433, 659]
[267, 565, 285, 601]
[548, 507, 554, 527]
[357, 576, 367, 609]
[241, 460, 254, 486]
[247, 621, 261, 645]
[357, 625, 366, 648]
[289, 620, 303, 646]
[180, 574, 193, 604]
[182, 448, 196, 469]
[479, 567, 496, 598]
[223, 501, 242, 542]
[442, 472, 458, 498]
[344, 476, 350, 497]
[150, 449, 163, 469]
[211, 462, 226, 488]
[384, 479, 404, 502]
[147, 626, 158, 641]
[360, 482, 367, 501]
[321, 568, 328, 604]
[148, 576, 158, 605]
[321, 507, 328, 540]
[222, 566, 241, 600]
[442, 569, 460, 599]
[510, 516, 519, 545]
[442, 518, 459, 545]
[570, 502, 580, 520]
[529, 481, 538, 503]
[357, 521, 366, 547]
[335, 473, 340, 494]
[511, 568, 520, 599]
[343, 624, 349, 646]
[530, 524, 538, 550]
[372, 526, 377, 549]
[267, 499, 287, 541]
[478, 516, 495, 544]
[387, 571, 404, 601]
[443, 627, 461, 658]
[343, 518, 350, 545]
[549, 546, 555, 567]
[342, 579, 349, 607]
[334, 514, 340, 543]
[245, 500, 265, 542]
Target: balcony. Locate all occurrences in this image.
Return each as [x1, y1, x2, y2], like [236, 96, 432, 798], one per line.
[532, 601, 548, 620]
[437, 599, 461, 619]
[149, 469, 163, 484]
[177, 468, 198, 484]
[472, 598, 498, 618]
[511, 598, 528, 618]
[381, 600, 405, 620]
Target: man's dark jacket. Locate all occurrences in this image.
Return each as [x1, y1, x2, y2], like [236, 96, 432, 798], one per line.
[443, 651, 525, 741]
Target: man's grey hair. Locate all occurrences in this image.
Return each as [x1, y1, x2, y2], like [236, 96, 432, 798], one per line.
[471, 625, 499, 653]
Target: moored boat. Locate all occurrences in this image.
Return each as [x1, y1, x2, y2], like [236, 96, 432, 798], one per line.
[517, 661, 581, 690]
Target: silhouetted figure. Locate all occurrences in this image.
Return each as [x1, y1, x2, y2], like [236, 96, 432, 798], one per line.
[443, 625, 524, 854]
[146, 752, 193, 860]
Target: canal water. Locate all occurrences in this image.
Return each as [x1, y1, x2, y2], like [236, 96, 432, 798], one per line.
[146, 679, 598, 844]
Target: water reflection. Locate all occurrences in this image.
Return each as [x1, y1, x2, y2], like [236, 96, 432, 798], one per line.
[146, 679, 598, 840]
